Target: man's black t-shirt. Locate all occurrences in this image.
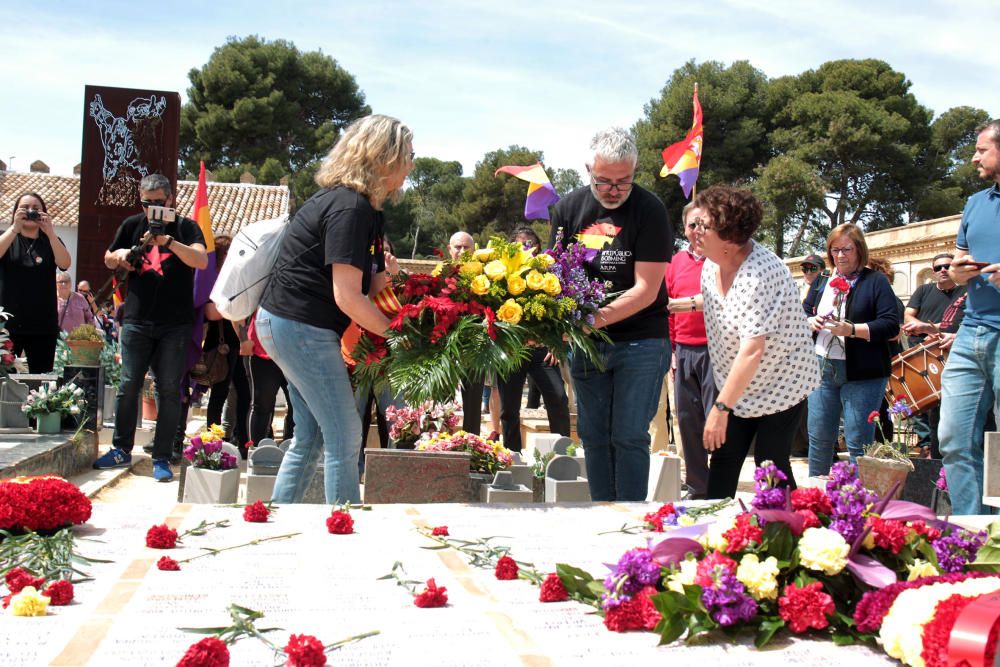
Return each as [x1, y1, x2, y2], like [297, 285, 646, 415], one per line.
[261, 187, 384, 335]
[0, 232, 65, 335]
[549, 185, 671, 341]
[109, 213, 206, 325]
[906, 282, 967, 343]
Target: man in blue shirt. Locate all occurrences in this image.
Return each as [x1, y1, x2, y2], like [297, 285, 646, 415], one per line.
[939, 119, 1000, 515]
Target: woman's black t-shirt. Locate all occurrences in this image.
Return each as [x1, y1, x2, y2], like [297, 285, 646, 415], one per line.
[0, 232, 64, 335]
[261, 186, 384, 335]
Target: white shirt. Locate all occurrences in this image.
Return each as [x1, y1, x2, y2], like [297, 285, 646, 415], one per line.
[702, 241, 820, 418]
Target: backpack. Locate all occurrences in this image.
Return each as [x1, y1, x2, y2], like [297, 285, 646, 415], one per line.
[210, 215, 289, 321]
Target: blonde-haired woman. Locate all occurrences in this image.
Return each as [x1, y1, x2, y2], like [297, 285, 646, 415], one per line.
[255, 114, 414, 504]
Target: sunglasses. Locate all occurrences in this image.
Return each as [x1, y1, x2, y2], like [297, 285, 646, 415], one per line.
[934, 264, 951, 272]
[801, 265, 820, 273]
[141, 199, 167, 208]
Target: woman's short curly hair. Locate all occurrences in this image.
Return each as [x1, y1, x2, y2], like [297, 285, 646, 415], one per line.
[693, 185, 762, 245]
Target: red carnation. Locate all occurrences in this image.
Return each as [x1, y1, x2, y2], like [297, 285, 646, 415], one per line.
[796, 509, 822, 530]
[539, 573, 569, 602]
[5, 567, 45, 594]
[829, 276, 850, 292]
[603, 586, 661, 632]
[910, 520, 941, 542]
[695, 551, 738, 587]
[644, 513, 664, 532]
[778, 582, 835, 633]
[868, 516, 908, 555]
[157, 556, 181, 571]
[790, 487, 833, 515]
[867, 410, 880, 424]
[176, 636, 230, 667]
[145, 524, 178, 549]
[285, 633, 327, 667]
[413, 578, 448, 608]
[495, 555, 519, 580]
[1, 594, 10, 609]
[243, 501, 270, 523]
[431, 525, 449, 536]
[42, 579, 74, 605]
[326, 510, 354, 534]
[0, 476, 92, 532]
[920, 593, 977, 667]
[723, 513, 763, 554]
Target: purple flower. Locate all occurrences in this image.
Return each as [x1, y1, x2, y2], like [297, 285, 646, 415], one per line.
[203, 440, 223, 456]
[935, 467, 948, 492]
[825, 461, 877, 543]
[751, 460, 788, 511]
[182, 444, 197, 462]
[700, 571, 757, 626]
[932, 527, 987, 573]
[601, 547, 662, 610]
[220, 452, 238, 470]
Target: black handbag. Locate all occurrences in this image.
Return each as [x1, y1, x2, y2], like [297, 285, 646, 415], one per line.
[191, 325, 230, 386]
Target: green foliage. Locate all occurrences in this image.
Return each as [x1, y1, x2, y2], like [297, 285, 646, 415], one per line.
[179, 35, 369, 203]
[913, 105, 992, 220]
[455, 146, 550, 236]
[66, 323, 104, 342]
[386, 157, 466, 258]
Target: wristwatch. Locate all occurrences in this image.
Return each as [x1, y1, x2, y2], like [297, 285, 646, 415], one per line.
[714, 401, 733, 413]
[163, 236, 173, 249]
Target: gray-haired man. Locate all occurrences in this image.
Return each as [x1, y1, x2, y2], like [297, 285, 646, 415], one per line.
[549, 127, 672, 501]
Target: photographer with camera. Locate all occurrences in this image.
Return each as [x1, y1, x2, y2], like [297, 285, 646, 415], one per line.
[93, 174, 207, 482]
[0, 192, 72, 372]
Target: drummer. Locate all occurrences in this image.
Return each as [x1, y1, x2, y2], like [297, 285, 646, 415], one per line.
[901, 253, 967, 458]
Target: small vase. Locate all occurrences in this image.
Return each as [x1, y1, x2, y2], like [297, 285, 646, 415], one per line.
[182, 467, 240, 504]
[142, 395, 158, 421]
[34, 411, 62, 434]
[857, 456, 911, 500]
[392, 437, 418, 450]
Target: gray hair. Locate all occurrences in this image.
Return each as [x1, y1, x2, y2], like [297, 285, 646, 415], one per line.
[56, 270, 71, 282]
[140, 173, 172, 196]
[681, 201, 698, 223]
[977, 119, 1000, 148]
[590, 127, 638, 165]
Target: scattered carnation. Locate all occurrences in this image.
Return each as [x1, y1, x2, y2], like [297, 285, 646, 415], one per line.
[176, 636, 230, 667]
[778, 581, 834, 633]
[7, 586, 49, 617]
[539, 573, 569, 602]
[243, 501, 270, 523]
[431, 526, 449, 536]
[145, 524, 179, 549]
[285, 633, 327, 667]
[41, 580, 74, 606]
[495, 555, 519, 580]
[5, 567, 45, 594]
[157, 556, 181, 571]
[413, 578, 448, 608]
[326, 510, 354, 535]
[603, 586, 661, 632]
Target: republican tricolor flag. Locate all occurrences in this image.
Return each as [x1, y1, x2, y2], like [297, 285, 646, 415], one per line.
[659, 85, 703, 199]
[187, 162, 218, 376]
[495, 162, 560, 220]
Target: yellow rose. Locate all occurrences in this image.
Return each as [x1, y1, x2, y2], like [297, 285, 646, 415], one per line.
[797, 527, 849, 576]
[484, 260, 507, 282]
[507, 274, 526, 296]
[666, 558, 698, 594]
[542, 273, 562, 295]
[677, 514, 696, 527]
[473, 248, 494, 262]
[736, 554, 780, 601]
[496, 299, 523, 325]
[698, 517, 733, 552]
[431, 262, 444, 277]
[8, 586, 49, 616]
[525, 270, 545, 291]
[461, 261, 484, 277]
[470, 275, 491, 295]
[906, 559, 939, 581]
[537, 253, 555, 267]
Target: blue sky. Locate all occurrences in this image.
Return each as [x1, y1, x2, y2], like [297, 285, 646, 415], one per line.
[2, 0, 997, 178]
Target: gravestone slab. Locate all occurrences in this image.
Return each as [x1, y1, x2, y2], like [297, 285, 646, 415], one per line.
[363, 449, 473, 504]
[983, 432, 1000, 509]
[647, 454, 682, 502]
[902, 457, 944, 509]
[544, 455, 591, 502]
[525, 432, 567, 459]
[245, 444, 284, 504]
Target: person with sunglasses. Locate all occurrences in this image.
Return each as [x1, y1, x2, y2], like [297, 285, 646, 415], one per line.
[0, 192, 72, 372]
[94, 174, 207, 482]
[799, 253, 828, 315]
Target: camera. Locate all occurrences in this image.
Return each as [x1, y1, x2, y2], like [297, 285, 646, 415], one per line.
[145, 205, 175, 237]
[25, 209, 40, 221]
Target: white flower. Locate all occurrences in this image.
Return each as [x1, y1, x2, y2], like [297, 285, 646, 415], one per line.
[797, 527, 849, 576]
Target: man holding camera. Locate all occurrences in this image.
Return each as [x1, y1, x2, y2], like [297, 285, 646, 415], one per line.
[93, 174, 207, 482]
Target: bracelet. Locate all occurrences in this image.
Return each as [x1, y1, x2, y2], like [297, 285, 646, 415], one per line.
[848, 321, 856, 338]
[164, 236, 173, 249]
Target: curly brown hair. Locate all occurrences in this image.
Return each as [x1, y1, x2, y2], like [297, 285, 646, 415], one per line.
[692, 185, 762, 245]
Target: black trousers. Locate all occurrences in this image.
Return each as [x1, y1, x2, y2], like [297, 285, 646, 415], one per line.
[11, 332, 57, 373]
[247, 355, 293, 446]
[706, 400, 805, 500]
[497, 348, 570, 452]
[460, 379, 484, 434]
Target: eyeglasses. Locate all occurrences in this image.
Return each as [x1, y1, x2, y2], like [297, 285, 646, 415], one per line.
[934, 264, 951, 272]
[592, 180, 634, 193]
[409, 151, 415, 161]
[801, 265, 820, 273]
[141, 199, 167, 208]
[688, 217, 714, 232]
[56, 280, 70, 285]
[830, 247, 855, 255]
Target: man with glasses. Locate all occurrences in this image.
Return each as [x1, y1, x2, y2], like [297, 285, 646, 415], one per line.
[549, 127, 671, 501]
[93, 174, 207, 482]
[76, 280, 99, 315]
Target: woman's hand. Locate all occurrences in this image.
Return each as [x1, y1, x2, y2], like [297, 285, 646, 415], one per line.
[667, 294, 702, 313]
[703, 406, 728, 452]
[385, 250, 400, 277]
[38, 212, 57, 238]
[808, 315, 827, 332]
[822, 319, 852, 337]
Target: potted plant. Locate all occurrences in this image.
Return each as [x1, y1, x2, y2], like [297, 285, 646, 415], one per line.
[385, 401, 460, 449]
[531, 449, 555, 502]
[20, 381, 86, 434]
[0, 307, 28, 428]
[181, 424, 240, 503]
[416, 430, 513, 501]
[858, 400, 915, 500]
[65, 324, 105, 367]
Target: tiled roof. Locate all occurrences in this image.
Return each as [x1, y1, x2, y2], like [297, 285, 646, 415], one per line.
[0, 170, 289, 236]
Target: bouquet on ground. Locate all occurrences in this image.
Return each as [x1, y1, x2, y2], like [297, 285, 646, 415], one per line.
[351, 234, 609, 403]
[0, 475, 92, 532]
[183, 424, 238, 471]
[385, 400, 460, 445]
[416, 430, 513, 475]
[21, 381, 85, 419]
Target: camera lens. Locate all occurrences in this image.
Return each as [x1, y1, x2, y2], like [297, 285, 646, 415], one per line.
[26, 210, 40, 220]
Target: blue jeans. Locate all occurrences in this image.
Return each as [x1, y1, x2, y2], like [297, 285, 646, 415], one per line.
[255, 308, 362, 504]
[807, 356, 887, 477]
[570, 337, 669, 501]
[939, 325, 1000, 515]
[113, 321, 189, 460]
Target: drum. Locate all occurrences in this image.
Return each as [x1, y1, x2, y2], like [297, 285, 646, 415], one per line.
[885, 340, 949, 415]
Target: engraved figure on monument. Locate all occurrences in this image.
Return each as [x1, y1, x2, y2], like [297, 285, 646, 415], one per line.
[88, 93, 167, 207]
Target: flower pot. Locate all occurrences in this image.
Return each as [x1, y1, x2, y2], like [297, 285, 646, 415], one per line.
[34, 411, 62, 434]
[531, 476, 545, 502]
[857, 456, 911, 500]
[142, 395, 157, 421]
[392, 436, 418, 450]
[66, 340, 104, 367]
[182, 466, 240, 504]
